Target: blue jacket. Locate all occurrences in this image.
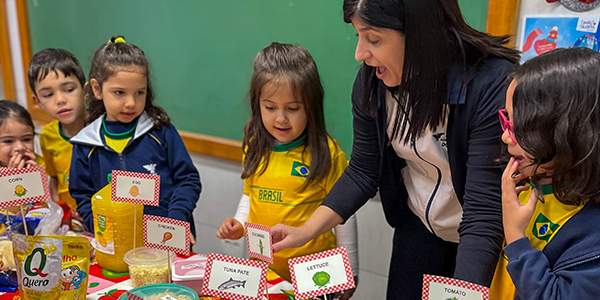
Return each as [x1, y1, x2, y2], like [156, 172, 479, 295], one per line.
[69, 112, 201, 235]
[322, 58, 515, 286]
[505, 200, 600, 300]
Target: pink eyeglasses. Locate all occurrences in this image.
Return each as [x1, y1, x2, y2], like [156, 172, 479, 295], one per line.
[499, 109, 517, 144]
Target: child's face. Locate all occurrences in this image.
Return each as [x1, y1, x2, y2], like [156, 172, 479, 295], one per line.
[502, 79, 553, 177]
[33, 71, 85, 126]
[259, 82, 307, 143]
[0, 118, 35, 166]
[92, 67, 147, 123]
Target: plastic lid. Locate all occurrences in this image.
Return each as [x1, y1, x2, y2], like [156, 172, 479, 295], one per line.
[117, 283, 199, 300]
[123, 247, 175, 266]
[172, 258, 206, 280]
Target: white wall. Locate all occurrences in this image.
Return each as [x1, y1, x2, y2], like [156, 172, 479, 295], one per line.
[189, 152, 394, 298]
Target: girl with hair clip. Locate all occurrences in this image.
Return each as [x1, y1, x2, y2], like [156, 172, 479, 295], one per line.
[0, 100, 43, 169]
[69, 36, 201, 241]
[271, 0, 520, 299]
[491, 47, 600, 299]
[216, 42, 358, 300]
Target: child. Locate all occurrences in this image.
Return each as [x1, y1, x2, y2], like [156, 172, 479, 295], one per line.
[490, 47, 600, 299]
[69, 36, 201, 239]
[216, 43, 358, 298]
[28, 48, 86, 217]
[0, 100, 42, 168]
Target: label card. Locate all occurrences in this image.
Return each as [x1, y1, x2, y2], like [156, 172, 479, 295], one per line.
[288, 247, 355, 299]
[244, 222, 273, 264]
[422, 275, 490, 300]
[0, 166, 50, 208]
[577, 15, 600, 33]
[201, 253, 268, 300]
[111, 170, 160, 206]
[143, 215, 190, 256]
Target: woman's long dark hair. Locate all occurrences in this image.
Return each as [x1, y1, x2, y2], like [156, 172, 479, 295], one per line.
[512, 47, 600, 205]
[242, 43, 331, 189]
[343, 0, 520, 144]
[84, 36, 169, 127]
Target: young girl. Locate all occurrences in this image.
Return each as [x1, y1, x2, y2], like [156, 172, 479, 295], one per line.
[216, 43, 358, 299]
[0, 100, 42, 168]
[491, 47, 600, 299]
[69, 37, 201, 239]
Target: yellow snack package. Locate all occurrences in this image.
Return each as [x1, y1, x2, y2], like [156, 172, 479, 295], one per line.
[13, 234, 90, 300]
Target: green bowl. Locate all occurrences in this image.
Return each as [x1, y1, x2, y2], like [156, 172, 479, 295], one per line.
[117, 283, 199, 300]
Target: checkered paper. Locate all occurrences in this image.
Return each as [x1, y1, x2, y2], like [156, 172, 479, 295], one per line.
[288, 247, 355, 299]
[201, 253, 268, 300]
[244, 222, 274, 264]
[0, 166, 50, 208]
[422, 275, 489, 300]
[126, 291, 143, 300]
[143, 215, 190, 256]
[111, 170, 160, 206]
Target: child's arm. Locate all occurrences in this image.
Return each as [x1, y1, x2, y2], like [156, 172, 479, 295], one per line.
[40, 136, 59, 202]
[335, 214, 358, 275]
[164, 125, 202, 223]
[69, 144, 95, 231]
[334, 214, 358, 300]
[217, 194, 248, 240]
[49, 177, 60, 203]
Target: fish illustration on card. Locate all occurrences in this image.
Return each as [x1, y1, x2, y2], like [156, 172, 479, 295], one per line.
[217, 278, 246, 290]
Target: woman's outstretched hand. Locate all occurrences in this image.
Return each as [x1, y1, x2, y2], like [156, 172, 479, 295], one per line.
[271, 224, 312, 253]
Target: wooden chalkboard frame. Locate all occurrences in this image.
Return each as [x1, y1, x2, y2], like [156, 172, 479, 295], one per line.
[0, 0, 16, 101]
[19, 0, 519, 163]
[487, 0, 521, 47]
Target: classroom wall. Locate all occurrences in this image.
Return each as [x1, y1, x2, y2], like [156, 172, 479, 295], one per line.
[26, 0, 489, 155]
[189, 153, 394, 298]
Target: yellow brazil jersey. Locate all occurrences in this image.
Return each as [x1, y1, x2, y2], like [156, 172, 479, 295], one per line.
[39, 120, 76, 210]
[245, 136, 348, 282]
[490, 184, 585, 300]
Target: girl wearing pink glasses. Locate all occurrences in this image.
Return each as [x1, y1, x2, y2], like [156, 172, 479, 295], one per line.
[490, 47, 600, 300]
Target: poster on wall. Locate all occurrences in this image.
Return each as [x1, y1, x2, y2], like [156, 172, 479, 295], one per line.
[520, 15, 600, 62]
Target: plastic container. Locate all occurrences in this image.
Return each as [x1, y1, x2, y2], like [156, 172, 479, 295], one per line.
[117, 283, 199, 300]
[172, 255, 207, 295]
[92, 180, 144, 273]
[124, 247, 176, 288]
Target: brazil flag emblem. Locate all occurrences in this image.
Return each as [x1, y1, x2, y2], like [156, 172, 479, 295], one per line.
[532, 213, 559, 243]
[291, 161, 310, 177]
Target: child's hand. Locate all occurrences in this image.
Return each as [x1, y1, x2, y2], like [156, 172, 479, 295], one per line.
[7, 150, 36, 169]
[217, 218, 244, 240]
[189, 232, 196, 245]
[23, 150, 37, 168]
[335, 276, 358, 299]
[502, 157, 539, 244]
[7, 151, 34, 168]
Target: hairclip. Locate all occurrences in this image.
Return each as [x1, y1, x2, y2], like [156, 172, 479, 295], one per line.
[107, 37, 126, 44]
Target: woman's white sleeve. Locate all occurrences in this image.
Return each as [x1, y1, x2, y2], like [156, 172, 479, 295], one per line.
[234, 194, 250, 225]
[334, 214, 359, 276]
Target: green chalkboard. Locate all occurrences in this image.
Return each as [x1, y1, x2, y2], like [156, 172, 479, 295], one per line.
[27, 0, 488, 154]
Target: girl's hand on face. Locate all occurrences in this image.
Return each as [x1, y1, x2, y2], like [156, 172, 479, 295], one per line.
[502, 157, 539, 245]
[23, 150, 37, 168]
[7, 152, 26, 169]
[216, 218, 244, 240]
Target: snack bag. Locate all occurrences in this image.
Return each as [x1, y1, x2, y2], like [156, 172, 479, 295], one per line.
[13, 234, 90, 299]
